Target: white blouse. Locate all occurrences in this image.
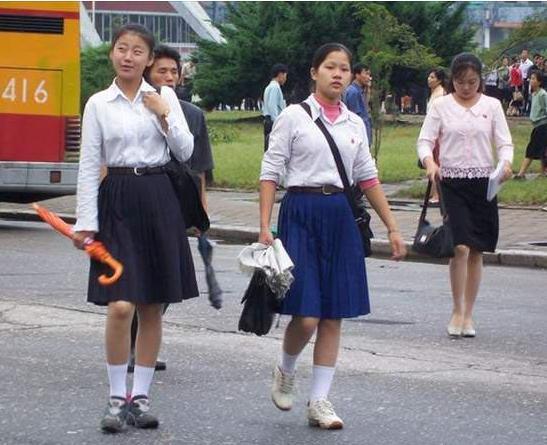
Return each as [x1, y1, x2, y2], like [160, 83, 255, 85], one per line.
[260, 95, 377, 187]
[417, 94, 513, 178]
[74, 79, 193, 232]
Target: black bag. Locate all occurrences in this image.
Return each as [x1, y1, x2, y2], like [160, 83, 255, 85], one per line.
[238, 269, 280, 336]
[300, 102, 373, 257]
[154, 85, 210, 232]
[412, 179, 454, 258]
[164, 154, 210, 232]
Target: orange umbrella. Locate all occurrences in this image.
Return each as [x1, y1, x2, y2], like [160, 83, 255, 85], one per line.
[32, 203, 123, 286]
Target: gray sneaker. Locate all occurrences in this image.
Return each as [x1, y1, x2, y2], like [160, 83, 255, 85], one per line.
[127, 395, 159, 429]
[100, 396, 128, 434]
[307, 399, 344, 429]
[271, 366, 296, 411]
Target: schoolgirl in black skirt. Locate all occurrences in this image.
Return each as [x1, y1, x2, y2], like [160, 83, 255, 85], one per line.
[259, 43, 406, 429]
[73, 24, 196, 433]
[418, 53, 514, 339]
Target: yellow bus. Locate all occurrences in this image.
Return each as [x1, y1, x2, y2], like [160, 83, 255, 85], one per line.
[0, 1, 80, 202]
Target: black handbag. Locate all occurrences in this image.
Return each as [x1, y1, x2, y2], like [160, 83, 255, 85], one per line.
[238, 269, 280, 336]
[300, 102, 373, 257]
[164, 153, 210, 232]
[412, 179, 454, 258]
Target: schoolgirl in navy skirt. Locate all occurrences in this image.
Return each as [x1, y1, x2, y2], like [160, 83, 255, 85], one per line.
[259, 43, 406, 429]
[73, 24, 196, 433]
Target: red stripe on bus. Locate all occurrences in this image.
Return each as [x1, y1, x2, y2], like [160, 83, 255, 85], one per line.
[0, 8, 79, 19]
[0, 114, 66, 162]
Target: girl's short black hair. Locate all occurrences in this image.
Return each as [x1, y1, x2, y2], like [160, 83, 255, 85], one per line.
[447, 52, 484, 94]
[530, 70, 544, 88]
[429, 68, 447, 89]
[311, 43, 352, 71]
[111, 23, 155, 55]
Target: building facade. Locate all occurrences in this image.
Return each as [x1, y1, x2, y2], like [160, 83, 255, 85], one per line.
[82, 1, 222, 56]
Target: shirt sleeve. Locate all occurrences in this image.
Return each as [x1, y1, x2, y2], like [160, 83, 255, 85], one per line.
[417, 102, 442, 162]
[344, 87, 362, 118]
[73, 98, 103, 232]
[492, 100, 514, 164]
[189, 111, 214, 173]
[263, 85, 275, 117]
[260, 108, 293, 184]
[275, 87, 286, 117]
[352, 120, 378, 183]
[161, 86, 194, 162]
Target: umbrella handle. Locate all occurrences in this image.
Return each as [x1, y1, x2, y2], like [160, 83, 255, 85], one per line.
[84, 242, 124, 286]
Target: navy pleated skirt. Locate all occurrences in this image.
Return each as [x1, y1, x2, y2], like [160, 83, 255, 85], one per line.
[87, 172, 199, 306]
[277, 191, 370, 319]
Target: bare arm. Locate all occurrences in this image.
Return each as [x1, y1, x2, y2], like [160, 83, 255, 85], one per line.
[258, 180, 277, 245]
[363, 183, 406, 260]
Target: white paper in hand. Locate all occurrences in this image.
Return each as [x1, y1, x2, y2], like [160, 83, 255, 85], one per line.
[487, 160, 505, 201]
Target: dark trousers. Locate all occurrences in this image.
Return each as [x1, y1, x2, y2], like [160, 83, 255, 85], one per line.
[263, 116, 273, 152]
[523, 79, 531, 115]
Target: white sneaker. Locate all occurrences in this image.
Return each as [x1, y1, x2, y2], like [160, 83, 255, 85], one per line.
[271, 366, 295, 411]
[307, 399, 344, 429]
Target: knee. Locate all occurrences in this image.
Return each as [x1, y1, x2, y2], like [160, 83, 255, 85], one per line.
[137, 304, 163, 324]
[108, 301, 135, 323]
[291, 317, 320, 337]
[454, 245, 470, 257]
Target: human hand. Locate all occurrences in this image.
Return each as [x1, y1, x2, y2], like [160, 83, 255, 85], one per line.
[258, 228, 274, 246]
[425, 161, 440, 183]
[73, 231, 95, 250]
[500, 161, 513, 182]
[143, 92, 170, 118]
[388, 231, 406, 261]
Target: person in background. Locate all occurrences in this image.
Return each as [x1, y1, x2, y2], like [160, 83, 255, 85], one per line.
[73, 24, 197, 433]
[509, 57, 523, 115]
[497, 56, 511, 110]
[425, 68, 447, 204]
[259, 43, 406, 430]
[344, 63, 373, 146]
[520, 48, 534, 116]
[417, 53, 513, 339]
[262, 63, 288, 151]
[515, 71, 547, 179]
[125, 44, 222, 373]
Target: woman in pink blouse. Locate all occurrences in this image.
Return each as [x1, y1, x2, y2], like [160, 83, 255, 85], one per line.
[417, 53, 513, 338]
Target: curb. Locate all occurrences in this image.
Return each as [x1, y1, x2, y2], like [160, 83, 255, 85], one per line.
[4, 209, 545, 270]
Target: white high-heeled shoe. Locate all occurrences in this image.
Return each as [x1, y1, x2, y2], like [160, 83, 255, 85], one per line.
[462, 324, 476, 338]
[446, 324, 462, 337]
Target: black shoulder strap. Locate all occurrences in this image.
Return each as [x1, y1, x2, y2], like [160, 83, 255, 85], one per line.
[419, 178, 449, 223]
[299, 102, 358, 217]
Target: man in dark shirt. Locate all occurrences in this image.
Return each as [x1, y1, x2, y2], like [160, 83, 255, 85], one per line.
[130, 45, 221, 371]
[343, 63, 373, 146]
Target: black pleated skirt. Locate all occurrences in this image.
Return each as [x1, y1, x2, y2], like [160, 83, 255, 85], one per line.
[87, 172, 199, 306]
[525, 123, 547, 160]
[441, 178, 499, 253]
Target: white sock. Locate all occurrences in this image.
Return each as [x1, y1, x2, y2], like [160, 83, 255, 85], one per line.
[280, 350, 299, 375]
[131, 365, 155, 398]
[309, 365, 336, 402]
[107, 363, 128, 399]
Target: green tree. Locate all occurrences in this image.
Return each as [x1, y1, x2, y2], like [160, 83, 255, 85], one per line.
[479, 11, 547, 68]
[355, 3, 440, 159]
[194, 2, 363, 108]
[80, 43, 114, 112]
[385, 2, 476, 67]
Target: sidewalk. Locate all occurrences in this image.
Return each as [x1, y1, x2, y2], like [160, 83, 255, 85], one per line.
[1, 186, 547, 268]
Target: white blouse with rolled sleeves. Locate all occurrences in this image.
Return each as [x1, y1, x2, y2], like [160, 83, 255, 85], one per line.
[417, 94, 513, 179]
[74, 79, 194, 232]
[260, 95, 377, 187]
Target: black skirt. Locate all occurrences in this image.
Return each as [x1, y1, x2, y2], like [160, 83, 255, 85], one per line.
[87, 172, 199, 306]
[441, 178, 499, 252]
[525, 123, 547, 160]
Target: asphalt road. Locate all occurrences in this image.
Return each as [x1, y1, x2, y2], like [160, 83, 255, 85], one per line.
[1, 220, 546, 445]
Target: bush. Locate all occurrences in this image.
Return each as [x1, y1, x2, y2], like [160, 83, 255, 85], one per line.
[81, 44, 114, 112]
